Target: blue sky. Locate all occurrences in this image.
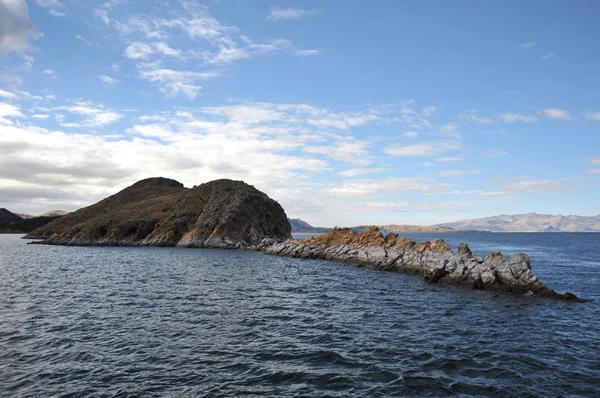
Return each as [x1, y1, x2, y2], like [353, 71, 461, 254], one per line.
[0, 0, 599, 226]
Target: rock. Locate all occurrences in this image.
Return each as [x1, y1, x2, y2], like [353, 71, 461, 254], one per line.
[25, 178, 292, 248]
[264, 227, 580, 301]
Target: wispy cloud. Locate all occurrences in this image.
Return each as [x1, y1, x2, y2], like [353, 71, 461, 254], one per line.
[583, 111, 600, 121]
[459, 109, 493, 124]
[544, 108, 573, 120]
[500, 112, 538, 123]
[54, 100, 123, 127]
[520, 41, 535, 49]
[99, 75, 121, 87]
[484, 149, 508, 157]
[75, 34, 93, 46]
[541, 52, 555, 60]
[337, 167, 389, 177]
[438, 169, 480, 177]
[36, 0, 66, 17]
[384, 141, 461, 157]
[137, 66, 221, 99]
[295, 49, 320, 57]
[267, 7, 322, 21]
[504, 179, 564, 193]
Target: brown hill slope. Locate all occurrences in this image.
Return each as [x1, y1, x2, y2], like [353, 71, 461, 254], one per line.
[26, 178, 292, 248]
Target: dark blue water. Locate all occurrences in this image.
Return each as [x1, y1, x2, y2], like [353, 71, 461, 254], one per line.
[1, 233, 599, 397]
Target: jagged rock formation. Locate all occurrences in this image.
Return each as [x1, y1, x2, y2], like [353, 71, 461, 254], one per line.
[265, 226, 580, 301]
[25, 178, 291, 248]
[0, 208, 62, 233]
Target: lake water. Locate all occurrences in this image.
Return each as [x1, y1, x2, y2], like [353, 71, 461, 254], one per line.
[1, 233, 599, 397]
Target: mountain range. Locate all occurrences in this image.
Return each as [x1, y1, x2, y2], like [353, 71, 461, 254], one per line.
[438, 213, 600, 232]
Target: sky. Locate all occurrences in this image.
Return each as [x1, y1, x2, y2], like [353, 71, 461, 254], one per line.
[0, 0, 599, 227]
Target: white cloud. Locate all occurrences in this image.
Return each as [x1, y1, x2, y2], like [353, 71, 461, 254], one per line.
[421, 106, 436, 116]
[99, 75, 121, 86]
[54, 100, 123, 127]
[589, 158, 600, 165]
[124, 42, 154, 59]
[295, 49, 320, 57]
[304, 140, 372, 165]
[403, 131, 419, 138]
[544, 108, 573, 120]
[500, 112, 538, 123]
[337, 167, 389, 177]
[75, 34, 92, 46]
[0, 89, 18, 100]
[484, 149, 508, 157]
[0, 102, 24, 120]
[583, 112, 600, 121]
[541, 52, 555, 60]
[504, 179, 563, 193]
[437, 157, 462, 162]
[327, 177, 440, 197]
[438, 169, 480, 177]
[137, 66, 220, 99]
[459, 109, 493, 124]
[520, 41, 535, 49]
[48, 9, 65, 17]
[438, 169, 467, 177]
[589, 169, 600, 174]
[267, 7, 321, 20]
[384, 141, 461, 157]
[36, 0, 65, 17]
[0, 0, 40, 56]
[42, 69, 56, 77]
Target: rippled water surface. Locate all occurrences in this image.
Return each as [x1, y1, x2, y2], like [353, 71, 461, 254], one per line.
[1, 233, 600, 397]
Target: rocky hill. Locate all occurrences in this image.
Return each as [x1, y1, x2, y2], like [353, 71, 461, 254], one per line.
[439, 212, 600, 232]
[25, 178, 292, 248]
[0, 208, 63, 233]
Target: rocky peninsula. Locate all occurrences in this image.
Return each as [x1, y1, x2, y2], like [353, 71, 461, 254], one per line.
[25, 178, 291, 248]
[265, 226, 581, 301]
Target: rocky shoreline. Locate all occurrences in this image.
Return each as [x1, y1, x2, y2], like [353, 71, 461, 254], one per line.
[264, 226, 581, 301]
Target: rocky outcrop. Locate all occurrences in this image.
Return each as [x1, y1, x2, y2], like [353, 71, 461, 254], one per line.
[0, 208, 62, 233]
[25, 178, 292, 248]
[265, 226, 581, 301]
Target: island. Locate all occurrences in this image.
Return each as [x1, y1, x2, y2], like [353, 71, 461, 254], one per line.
[24, 177, 580, 301]
[25, 178, 291, 248]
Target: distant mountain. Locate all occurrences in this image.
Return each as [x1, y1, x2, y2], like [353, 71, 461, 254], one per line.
[0, 208, 63, 233]
[40, 210, 69, 217]
[352, 224, 456, 234]
[16, 213, 34, 219]
[288, 218, 331, 234]
[438, 212, 600, 232]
